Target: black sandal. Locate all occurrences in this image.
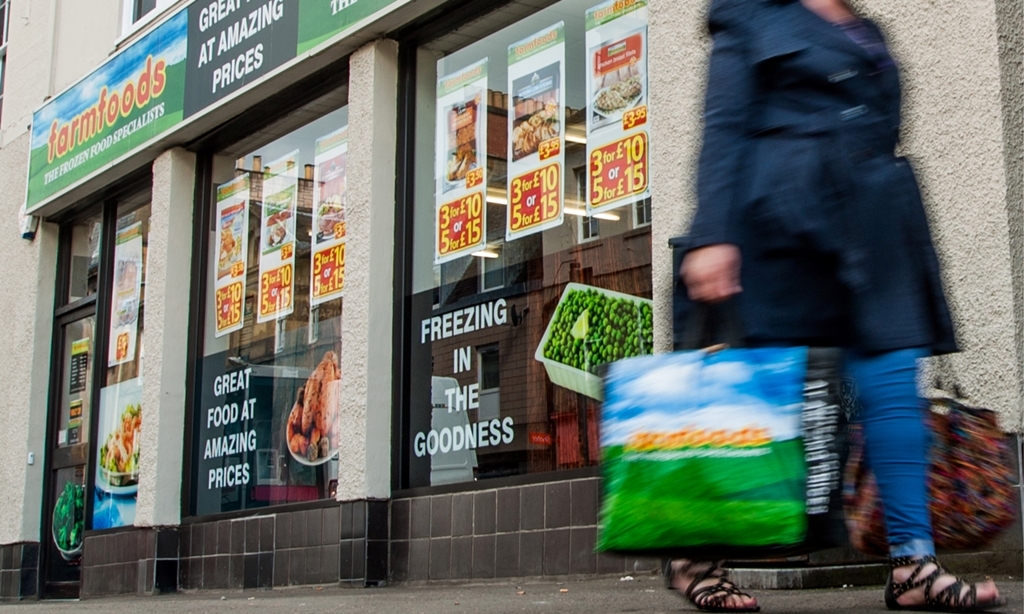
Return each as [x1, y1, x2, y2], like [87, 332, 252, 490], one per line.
[885, 555, 1007, 612]
[665, 560, 760, 613]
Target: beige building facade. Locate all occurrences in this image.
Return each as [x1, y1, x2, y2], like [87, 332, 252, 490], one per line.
[0, 0, 1019, 601]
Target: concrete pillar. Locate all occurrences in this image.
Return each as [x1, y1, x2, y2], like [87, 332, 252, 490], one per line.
[337, 39, 399, 501]
[134, 147, 196, 526]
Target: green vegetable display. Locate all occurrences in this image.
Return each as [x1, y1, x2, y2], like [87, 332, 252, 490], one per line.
[52, 482, 85, 555]
[542, 288, 653, 374]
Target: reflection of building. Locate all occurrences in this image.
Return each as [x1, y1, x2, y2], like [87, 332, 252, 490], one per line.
[0, 0, 1020, 602]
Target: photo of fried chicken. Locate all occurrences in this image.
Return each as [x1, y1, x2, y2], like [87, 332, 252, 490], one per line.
[286, 351, 342, 464]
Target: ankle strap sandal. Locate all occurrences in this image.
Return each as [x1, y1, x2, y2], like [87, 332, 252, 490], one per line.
[665, 560, 760, 613]
[885, 555, 1006, 612]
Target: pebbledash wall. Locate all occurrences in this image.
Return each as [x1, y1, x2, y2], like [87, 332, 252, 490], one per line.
[0, 0, 1019, 602]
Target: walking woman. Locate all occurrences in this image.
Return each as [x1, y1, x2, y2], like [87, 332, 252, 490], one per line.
[671, 0, 1006, 611]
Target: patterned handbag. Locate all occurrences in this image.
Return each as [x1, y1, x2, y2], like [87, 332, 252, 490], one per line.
[844, 398, 1018, 556]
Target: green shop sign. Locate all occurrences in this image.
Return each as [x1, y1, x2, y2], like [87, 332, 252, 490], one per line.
[27, 0, 403, 213]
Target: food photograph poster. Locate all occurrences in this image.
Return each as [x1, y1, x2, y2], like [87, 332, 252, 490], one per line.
[311, 127, 349, 306]
[215, 175, 250, 337]
[108, 222, 144, 367]
[585, 0, 650, 214]
[92, 377, 143, 529]
[257, 151, 298, 324]
[506, 22, 565, 241]
[434, 59, 488, 264]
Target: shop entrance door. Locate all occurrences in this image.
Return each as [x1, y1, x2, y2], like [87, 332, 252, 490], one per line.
[42, 310, 96, 599]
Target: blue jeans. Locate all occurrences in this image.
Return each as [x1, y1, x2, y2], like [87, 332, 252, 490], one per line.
[844, 348, 935, 559]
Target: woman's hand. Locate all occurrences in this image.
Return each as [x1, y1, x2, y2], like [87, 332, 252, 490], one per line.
[681, 244, 742, 303]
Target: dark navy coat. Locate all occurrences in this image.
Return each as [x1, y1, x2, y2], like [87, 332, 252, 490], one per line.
[685, 0, 956, 353]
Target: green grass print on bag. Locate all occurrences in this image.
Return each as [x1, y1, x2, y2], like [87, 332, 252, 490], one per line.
[598, 347, 843, 556]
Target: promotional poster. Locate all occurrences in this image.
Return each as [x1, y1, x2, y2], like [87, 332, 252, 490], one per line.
[107, 222, 144, 367]
[214, 175, 251, 337]
[91, 377, 143, 529]
[257, 152, 298, 323]
[585, 0, 650, 214]
[311, 127, 348, 305]
[506, 23, 565, 241]
[434, 59, 488, 264]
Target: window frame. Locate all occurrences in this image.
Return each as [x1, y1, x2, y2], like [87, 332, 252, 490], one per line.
[117, 0, 174, 44]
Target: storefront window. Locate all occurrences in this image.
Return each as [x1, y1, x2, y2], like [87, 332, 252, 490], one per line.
[92, 201, 151, 529]
[65, 212, 103, 304]
[190, 97, 349, 516]
[404, 0, 652, 488]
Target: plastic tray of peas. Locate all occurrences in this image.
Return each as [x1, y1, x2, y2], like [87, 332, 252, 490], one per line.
[535, 283, 654, 400]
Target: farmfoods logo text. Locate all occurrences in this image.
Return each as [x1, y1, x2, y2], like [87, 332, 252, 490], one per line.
[46, 57, 168, 168]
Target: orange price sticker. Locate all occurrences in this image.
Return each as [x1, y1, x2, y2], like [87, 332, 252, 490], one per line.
[589, 132, 648, 209]
[313, 243, 346, 300]
[465, 167, 484, 189]
[538, 137, 561, 161]
[115, 333, 130, 361]
[259, 264, 294, 318]
[438, 192, 484, 257]
[333, 221, 347, 240]
[281, 243, 294, 260]
[215, 281, 244, 332]
[622, 105, 648, 131]
[509, 163, 561, 232]
[230, 261, 245, 278]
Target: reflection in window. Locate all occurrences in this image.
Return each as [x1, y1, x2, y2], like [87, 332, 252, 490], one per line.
[191, 97, 349, 517]
[407, 0, 653, 488]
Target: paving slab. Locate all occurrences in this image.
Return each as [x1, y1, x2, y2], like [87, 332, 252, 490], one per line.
[2, 573, 1019, 613]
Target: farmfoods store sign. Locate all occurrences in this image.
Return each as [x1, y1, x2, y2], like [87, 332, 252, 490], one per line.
[26, 0, 403, 213]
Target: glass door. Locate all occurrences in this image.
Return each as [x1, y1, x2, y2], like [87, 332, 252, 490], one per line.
[43, 314, 96, 599]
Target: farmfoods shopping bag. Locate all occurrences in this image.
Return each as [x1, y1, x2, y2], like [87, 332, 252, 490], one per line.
[598, 347, 846, 558]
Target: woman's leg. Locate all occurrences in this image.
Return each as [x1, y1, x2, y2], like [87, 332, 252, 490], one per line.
[845, 349, 1001, 609]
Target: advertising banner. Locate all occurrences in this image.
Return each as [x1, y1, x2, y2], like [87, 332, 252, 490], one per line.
[26, 0, 405, 214]
[257, 151, 298, 323]
[311, 127, 348, 305]
[434, 59, 488, 264]
[506, 23, 565, 241]
[184, 0, 300, 118]
[214, 175, 251, 337]
[108, 222, 144, 367]
[26, 10, 187, 212]
[297, 0, 403, 55]
[92, 378, 143, 529]
[585, 0, 650, 214]
[194, 348, 341, 516]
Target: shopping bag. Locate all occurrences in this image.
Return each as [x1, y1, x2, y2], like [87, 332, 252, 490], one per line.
[597, 346, 847, 559]
[844, 397, 1018, 556]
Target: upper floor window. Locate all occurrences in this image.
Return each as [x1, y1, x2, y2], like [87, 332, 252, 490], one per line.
[119, 0, 173, 40]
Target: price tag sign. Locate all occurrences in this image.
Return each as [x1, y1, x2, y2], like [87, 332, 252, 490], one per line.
[506, 22, 566, 241]
[589, 132, 648, 209]
[585, 0, 650, 215]
[509, 164, 561, 233]
[438, 192, 485, 258]
[215, 281, 244, 333]
[259, 264, 294, 321]
[312, 243, 345, 301]
[434, 59, 489, 263]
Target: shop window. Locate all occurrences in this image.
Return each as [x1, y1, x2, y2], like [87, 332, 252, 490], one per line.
[402, 0, 652, 488]
[189, 90, 349, 517]
[65, 211, 103, 305]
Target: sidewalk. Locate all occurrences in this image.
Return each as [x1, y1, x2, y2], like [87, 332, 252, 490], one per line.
[3, 574, 1020, 613]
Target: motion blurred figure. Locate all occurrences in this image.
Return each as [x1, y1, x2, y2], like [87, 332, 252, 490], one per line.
[669, 0, 1005, 611]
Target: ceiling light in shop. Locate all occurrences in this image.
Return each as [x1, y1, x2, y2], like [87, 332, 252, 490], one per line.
[564, 207, 586, 216]
[593, 212, 620, 221]
[565, 134, 587, 144]
[472, 250, 500, 259]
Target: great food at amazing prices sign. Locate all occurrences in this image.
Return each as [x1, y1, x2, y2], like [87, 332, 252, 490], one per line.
[26, 0, 403, 213]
